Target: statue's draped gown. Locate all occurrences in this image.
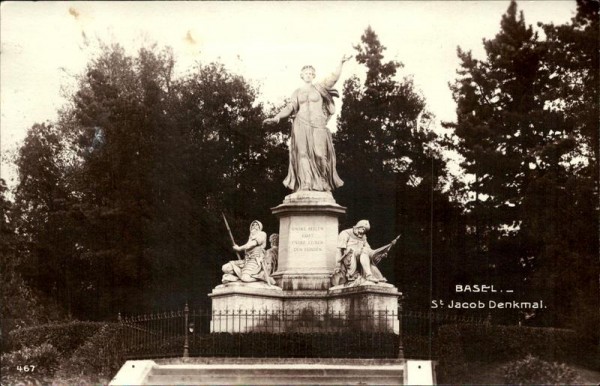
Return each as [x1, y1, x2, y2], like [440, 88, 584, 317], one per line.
[283, 82, 343, 192]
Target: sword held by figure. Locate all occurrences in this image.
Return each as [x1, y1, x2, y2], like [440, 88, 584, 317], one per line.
[222, 212, 242, 260]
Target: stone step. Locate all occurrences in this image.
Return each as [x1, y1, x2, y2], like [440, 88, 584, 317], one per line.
[150, 365, 403, 377]
[158, 357, 404, 365]
[146, 374, 402, 385]
[146, 364, 403, 385]
[110, 359, 411, 386]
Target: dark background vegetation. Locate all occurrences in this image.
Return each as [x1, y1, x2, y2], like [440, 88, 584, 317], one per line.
[2, 0, 598, 350]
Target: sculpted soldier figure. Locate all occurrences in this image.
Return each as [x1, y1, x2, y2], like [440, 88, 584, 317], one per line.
[222, 220, 270, 284]
[331, 220, 399, 286]
[264, 233, 279, 277]
[263, 55, 352, 192]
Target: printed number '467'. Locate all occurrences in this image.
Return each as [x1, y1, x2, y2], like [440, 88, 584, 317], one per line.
[17, 365, 36, 372]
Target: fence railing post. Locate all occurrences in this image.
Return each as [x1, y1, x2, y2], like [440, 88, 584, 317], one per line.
[117, 312, 124, 362]
[398, 304, 405, 359]
[183, 303, 189, 358]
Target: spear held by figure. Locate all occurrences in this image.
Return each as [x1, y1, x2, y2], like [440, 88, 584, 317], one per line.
[222, 212, 242, 260]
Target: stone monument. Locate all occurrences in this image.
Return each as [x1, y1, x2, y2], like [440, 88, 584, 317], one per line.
[209, 55, 402, 333]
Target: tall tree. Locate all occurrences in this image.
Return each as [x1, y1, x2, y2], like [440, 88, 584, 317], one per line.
[541, 0, 599, 170]
[11, 43, 289, 320]
[446, 0, 599, 329]
[163, 61, 288, 309]
[63, 44, 171, 315]
[1, 179, 64, 335]
[531, 0, 599, 336]
[445, 2, 550, 315]
[335, 27, 460, 309]
[12, 122, 84, 318]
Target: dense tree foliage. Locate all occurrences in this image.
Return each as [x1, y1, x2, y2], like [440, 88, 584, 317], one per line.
[10, 45, 288, 320]
[533, 0, 599, 336]
[1, 179, 64, 335]
[446, 0, 598, 331]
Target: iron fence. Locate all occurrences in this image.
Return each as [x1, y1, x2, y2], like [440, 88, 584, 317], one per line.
[117, 305, 487, 360]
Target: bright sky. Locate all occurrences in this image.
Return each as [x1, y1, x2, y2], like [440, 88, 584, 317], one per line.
[1, 1, 576, 188]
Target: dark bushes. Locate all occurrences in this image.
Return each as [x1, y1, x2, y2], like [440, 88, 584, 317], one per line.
[57, 323, 125, 379]
[503, 355, 580, 384]
[2, 321, 113, 384]
[435, 323, 599, 382]
[0, 343, 60, 384]
[1, 343, 60, 375]
[8, 321, 104, 357]
[436, 324, 598, 367]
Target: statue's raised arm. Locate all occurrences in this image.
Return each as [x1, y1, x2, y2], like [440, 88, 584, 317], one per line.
[321, 54, 353, 89]
[262, 55, 352, 192]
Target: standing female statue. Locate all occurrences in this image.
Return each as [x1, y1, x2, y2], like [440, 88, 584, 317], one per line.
[263, 55, 352, 192]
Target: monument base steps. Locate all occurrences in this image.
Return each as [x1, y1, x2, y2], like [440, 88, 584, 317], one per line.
[110, 358, 408, 385]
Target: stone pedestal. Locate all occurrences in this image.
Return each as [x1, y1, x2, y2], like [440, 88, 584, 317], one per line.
[210, 282, 284, 311]
[209, 282, 284, 332]
[328, 283, 401, 333]
[271, 191, 345, 291]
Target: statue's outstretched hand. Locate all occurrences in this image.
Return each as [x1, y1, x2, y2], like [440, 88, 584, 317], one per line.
[341, 54, 353, 63]
[263, 117, 279, 125]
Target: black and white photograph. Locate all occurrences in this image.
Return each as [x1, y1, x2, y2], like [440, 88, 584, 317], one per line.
[1, 1, 598, 384]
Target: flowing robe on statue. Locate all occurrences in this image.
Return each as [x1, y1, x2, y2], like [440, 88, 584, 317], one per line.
[283, 83, 343, 192]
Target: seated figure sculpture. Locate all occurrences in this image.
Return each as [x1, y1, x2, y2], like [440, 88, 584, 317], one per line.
[331, 220, 399, 286]
[222, 220, 275, 285]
